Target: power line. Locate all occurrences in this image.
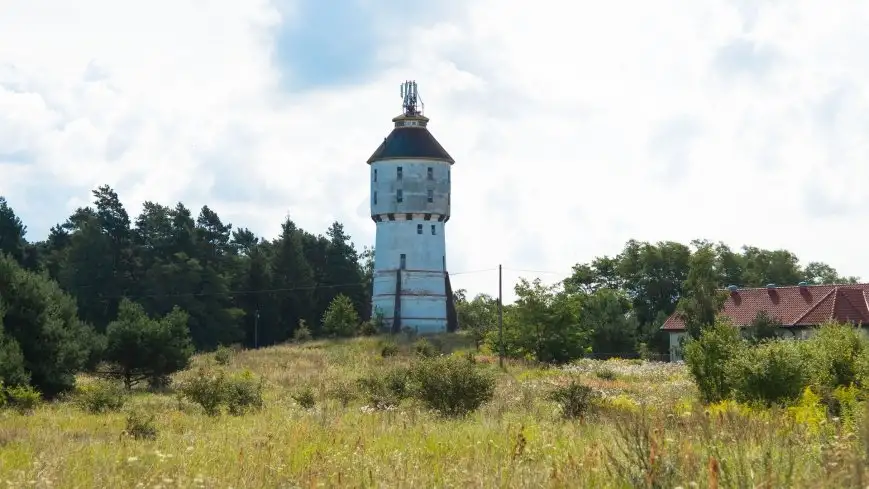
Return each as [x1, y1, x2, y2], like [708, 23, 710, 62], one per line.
[502, 267, 569, 277]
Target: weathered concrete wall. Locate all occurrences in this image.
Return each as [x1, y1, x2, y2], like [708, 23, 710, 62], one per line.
[370, 158, 452, 334]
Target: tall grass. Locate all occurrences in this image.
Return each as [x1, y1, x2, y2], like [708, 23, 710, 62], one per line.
[0, 333, 867, 488]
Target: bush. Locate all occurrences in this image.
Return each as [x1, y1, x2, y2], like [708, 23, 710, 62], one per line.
[179, 368, 263, 416]
[359, 319, 379, 337]
[322, 294, 359, 338]
[224, 371, 264, 415]
[804, 321, 869, 393]
[594, 368, 617, 381]
[729, 339, 809, 406]
[410, 355, 496, 416]
[414, 338, 439, 358]
[683, 318, 744, 403]
[124, 410, 158, 440]
[549, 380, 599, 419]
[294, 319, 313, 343]
[214, 345, 233, 365]
[380, 341, 399, 358]
[4, 384, 41, 413]
[330, 381, 357, 408]
[292, 386, 316, 409]
[357, 366, 411, 409]
[74, 380, 128, 413]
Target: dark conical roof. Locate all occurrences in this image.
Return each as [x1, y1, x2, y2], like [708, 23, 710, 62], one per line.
[366, 114, 455, 164]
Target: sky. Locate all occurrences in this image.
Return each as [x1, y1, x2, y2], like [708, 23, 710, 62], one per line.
[2, 0, 869, 302]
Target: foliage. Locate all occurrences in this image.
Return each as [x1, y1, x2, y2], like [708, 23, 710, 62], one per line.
[102, 298, 194, 389]
[410, 355, 496, 417]
[489, 278, 591, 363]
[124, 410, 158, 440]
[4, 384, 42, 413]
[356, 366, 412, 409]
[74, 380, 128, 413]
[683, 317, 743, 403]
[729, 339, 809, 405]
[744, 311, 782, 344]
[0, 253, 99, 397]
[0, 326, 29, 387]
[454, 291, 498, 350]
[677, 242, 728, 338]
[413, 338, 439, 358]
[322, 294, 359, 338]
[292, 386, 316, 409]
[548, 380, 599, 419]
[579, 288, 638, 358]
[214, 345, 233, 365]
[803, 321, 869, 394]
[178, 367, 263, 416]
[379, 340, 399, 358]
[293, 319, 313, 342]
[594, 368, 617, 381]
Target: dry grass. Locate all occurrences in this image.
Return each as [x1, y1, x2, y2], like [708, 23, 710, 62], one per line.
[1, 334, 868, 488]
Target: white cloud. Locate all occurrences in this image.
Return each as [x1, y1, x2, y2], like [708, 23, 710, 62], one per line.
[2, 0, 869, 302]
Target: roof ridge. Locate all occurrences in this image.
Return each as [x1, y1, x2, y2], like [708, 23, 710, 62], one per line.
[724, 283, 869, 291]
[830, 286, 839, 322]
[793, 287, 836, 326]
[835, 287, 868, 323]
[864, 290, 869, 319]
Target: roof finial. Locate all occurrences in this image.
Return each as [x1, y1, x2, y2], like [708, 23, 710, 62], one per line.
[400, 80, 424, 116]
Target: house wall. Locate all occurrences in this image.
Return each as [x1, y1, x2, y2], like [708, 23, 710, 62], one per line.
[370, 158, 452, 334]
[669, 332, 687, 362]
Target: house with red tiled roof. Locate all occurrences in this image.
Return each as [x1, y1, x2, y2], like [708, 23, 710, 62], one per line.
[661, 282, 869, 361]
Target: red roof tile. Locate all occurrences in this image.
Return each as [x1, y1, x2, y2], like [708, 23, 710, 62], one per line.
[661, 283, 869, 331]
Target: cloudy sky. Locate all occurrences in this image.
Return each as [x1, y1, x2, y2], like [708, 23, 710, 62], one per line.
[2, 0, 868, 301]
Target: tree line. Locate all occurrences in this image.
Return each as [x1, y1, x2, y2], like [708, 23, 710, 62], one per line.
[455, 238, 859, 362]
[0, 186, 372, 397]
[0, 186, 861, 397]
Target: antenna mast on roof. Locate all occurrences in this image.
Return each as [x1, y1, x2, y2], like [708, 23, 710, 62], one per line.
[400, 80, 424, 116]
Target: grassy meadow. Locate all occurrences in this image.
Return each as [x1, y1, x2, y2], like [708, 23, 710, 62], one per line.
[2, 333, 868, 488]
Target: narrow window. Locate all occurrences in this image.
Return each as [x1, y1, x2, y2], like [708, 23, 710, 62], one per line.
[431, 224, 436, 235]
[417, 224, 423, 234]
[397, 166, 403, 179]
[427, 189, 433, 203]
[448, 169, 450, 182]
[396, 189, 403, 203]
[374, 169, 377, 182]
[427, 167, 433, 180]
[447, 193, 450, 205]
[400, 254, 406, 269]
[373, 192, 377, 205]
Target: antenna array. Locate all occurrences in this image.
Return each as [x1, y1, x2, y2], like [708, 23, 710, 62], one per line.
[399, 80, 424, 116]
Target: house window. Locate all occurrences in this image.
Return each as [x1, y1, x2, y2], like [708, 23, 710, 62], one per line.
[427, 167, 433, 180]
[447, 193, 450, 205]
[374, 169, 377, 182]
[396, 189, 403, 203]
[431, 225, 436, 235]
[373, 192, 377, 205]
[417, 224, 423, 234]
[397, 166, 403, 179]
[448, 169, 450, 182]
[427, 190, 433, 203]
[400, 254, 406, 269]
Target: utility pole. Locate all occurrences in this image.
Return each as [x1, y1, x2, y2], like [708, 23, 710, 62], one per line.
[254, 308, 260, 349]
[498, 264, 504, 368]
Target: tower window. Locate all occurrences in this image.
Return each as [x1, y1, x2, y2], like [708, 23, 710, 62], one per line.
[427, 190, 433, 203]
[374, 169, 377, 182]
[400, 254, 406, 269]
[396, 189, 403, 203]
[373, 192, 377, 205]
[417, 224, 423, 234]
[397, 166, 403, 179]
[427, 167, 433, 180]
[431, 224, 436, 235]
[448, 169, 450, 183]
[447, 193, 450, 205]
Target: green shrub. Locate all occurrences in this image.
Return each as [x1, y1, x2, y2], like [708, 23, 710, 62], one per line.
[549, 380, 599, 419]
[4, 384, 42, 413]
[410, 355, 496, 416]
[804, 321, 869, 393]
[214, 345, 233, 365]
[594, 368, 617, 381]
[124, 410, 158, 440]
[359, 319, 379, 337]
[380, 341, 399, 358]
[292, 386, 316, 409]
[683, 318, 744, 403]
[294, 319, 313, 342]
[729, 339, 809, 406]
[414, 338, 439, 358]
[330, 381, 357, 408]
[178, 368, 263, 416]
[74, 380, 128, 414]
[357, 366, 411, 409]
[224, 371, 264, 415]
